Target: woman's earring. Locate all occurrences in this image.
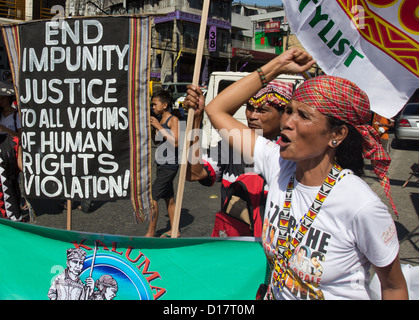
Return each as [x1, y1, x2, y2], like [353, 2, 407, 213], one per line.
[332, 140, 338, 146]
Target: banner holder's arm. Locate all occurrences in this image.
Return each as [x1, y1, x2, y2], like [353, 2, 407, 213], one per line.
[171, 0, 210, 238]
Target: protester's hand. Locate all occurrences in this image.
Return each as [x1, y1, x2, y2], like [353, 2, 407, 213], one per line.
[264, 47, 316, 80]
[85, 277, 95, 293]
[184, 85, 205, 119]
[150, 116, 162, 130]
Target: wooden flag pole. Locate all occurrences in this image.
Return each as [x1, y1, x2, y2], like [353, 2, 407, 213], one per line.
[171, 0, 210, 238]
[66, 199, 72, 230]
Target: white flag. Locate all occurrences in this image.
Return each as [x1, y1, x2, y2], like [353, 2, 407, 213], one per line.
[283, 0, 419, 118]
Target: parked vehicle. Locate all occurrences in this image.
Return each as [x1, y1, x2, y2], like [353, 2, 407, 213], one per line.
[394, 103, 419, 147]
[174, 87, 207, 119]
[201, 71, 305, 148]
[162, 82, 190, 102]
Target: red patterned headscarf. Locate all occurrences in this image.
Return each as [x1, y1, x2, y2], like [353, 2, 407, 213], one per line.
[293, 75, 398, 216]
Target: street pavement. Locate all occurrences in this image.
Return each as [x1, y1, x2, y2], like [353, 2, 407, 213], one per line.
[366, 135, 419, 267]
[31, 132, 419, 266]
[30, 143, 222, 238]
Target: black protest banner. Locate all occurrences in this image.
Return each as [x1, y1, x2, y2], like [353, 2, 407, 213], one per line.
[17, 17, 131, 200]
[2, 16, 153, 221]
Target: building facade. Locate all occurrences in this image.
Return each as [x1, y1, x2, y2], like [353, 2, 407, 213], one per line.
[231, 3, 287, 73]
[104, 0, 233, 84]
[0, 0, 294, 84]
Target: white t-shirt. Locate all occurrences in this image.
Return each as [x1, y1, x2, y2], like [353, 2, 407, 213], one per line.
[254, 136, 399, 300]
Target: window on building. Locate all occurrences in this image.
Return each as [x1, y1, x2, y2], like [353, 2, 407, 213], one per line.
[269, 36, 283, 47]
[244, 7, 258, 16]
[210, 0, 229, 19]
[127, 0, 141, 13]
[158, 23, 173, 41]
[108, 3, 124, 15]
[189, 0, 204, 10]
[183, 22, 199, 49]
[216, 29, 229, 52]
[42, 0, 65, 9]
[157, 22, 173, 46]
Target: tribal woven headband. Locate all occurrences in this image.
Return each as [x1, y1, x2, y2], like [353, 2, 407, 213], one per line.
[293, 75, 398, 216]
[248, 80, 294, 109]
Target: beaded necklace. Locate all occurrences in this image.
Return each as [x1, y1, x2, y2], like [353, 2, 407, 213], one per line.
[271, 163, 343, 290]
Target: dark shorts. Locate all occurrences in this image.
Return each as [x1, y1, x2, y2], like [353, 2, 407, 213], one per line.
[152, 165, 178, 201]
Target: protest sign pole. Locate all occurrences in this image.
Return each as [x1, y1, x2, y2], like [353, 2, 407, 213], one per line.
[171, 0, 210, 238]
[66, 200, 72, 230]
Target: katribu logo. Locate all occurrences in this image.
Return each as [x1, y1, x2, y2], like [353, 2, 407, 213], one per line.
[48, 240, 166, 300]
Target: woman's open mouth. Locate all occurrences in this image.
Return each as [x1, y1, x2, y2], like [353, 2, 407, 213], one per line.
[278, 133, 291, 147]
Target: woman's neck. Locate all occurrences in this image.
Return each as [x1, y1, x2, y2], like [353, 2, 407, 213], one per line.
[296, 154, 335, 186]
[160, 111, 171, 122]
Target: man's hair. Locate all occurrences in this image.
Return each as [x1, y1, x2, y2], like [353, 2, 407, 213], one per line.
[327, 115, 364, 177]
[152, 90, 172, 108]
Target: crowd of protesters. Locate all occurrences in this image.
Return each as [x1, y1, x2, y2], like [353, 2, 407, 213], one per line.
[1, 45, 408, 300]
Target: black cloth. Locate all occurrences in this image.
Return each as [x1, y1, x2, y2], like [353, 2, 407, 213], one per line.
[0, 134, 22, 221]
[152, 165, 178, 201]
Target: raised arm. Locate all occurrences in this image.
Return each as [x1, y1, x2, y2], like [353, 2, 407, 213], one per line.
[184, 85, 209, 182]
[204, 48, 315, 162]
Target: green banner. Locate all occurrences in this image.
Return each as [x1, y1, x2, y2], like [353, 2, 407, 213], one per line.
[0, 219, 268, 300]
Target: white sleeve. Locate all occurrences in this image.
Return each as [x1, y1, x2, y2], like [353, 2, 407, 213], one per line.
[253, 135, 281, 186]
[353, 199, 399, 268]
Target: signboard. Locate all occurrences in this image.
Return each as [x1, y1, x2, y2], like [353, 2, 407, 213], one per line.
[209, 25, 217, 52]
[265, 21, 282, 33]
[232, 48, 278, 61]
